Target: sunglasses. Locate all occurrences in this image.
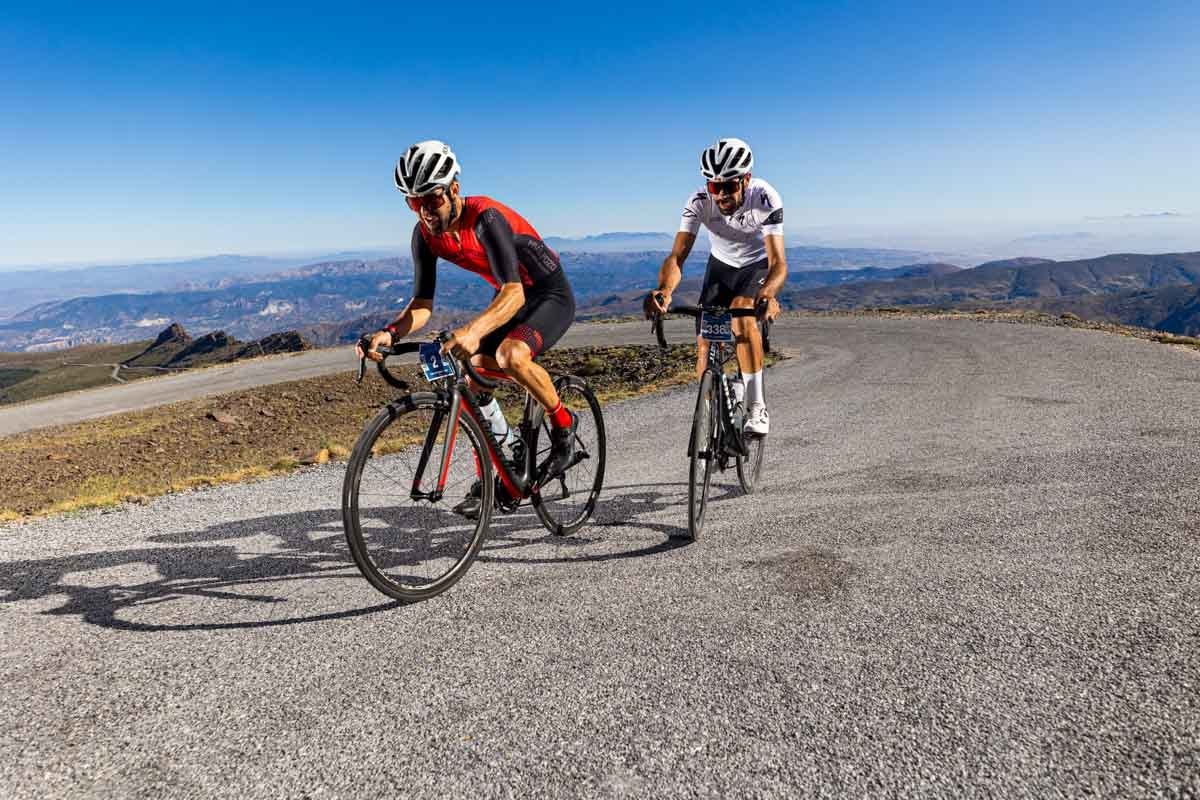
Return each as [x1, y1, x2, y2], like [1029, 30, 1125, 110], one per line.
[707, 178, 743, 196]
[405, 188, 448, 213]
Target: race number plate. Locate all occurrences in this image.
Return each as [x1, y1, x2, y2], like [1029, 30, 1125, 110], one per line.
[699, 311, 734, 342]
[418, 342, 454, 381]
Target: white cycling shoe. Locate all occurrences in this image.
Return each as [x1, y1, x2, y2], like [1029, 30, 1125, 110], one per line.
[744, 402, 770, 436]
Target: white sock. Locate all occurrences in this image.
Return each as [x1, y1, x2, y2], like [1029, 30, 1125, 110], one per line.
[744, 370, 765, 407]
[479, 397, 515, 446]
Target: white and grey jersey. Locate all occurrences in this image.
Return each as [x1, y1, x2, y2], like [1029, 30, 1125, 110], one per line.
[678, 177, 784, 267]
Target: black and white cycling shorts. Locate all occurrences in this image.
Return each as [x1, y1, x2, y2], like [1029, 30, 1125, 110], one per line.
[696, 254, 768, 332]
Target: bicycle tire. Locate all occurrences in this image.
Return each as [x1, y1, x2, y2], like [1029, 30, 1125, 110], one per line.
[342, 392, 494, 603]
[530, 376, 607, 536]
[736, 430, 766, 493]
[686, 369, 718, 540]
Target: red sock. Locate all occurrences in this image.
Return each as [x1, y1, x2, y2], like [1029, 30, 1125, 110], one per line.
[550, 401, 572, 429]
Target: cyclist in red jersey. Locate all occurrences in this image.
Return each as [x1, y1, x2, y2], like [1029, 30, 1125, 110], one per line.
[359, 140, 578, 517]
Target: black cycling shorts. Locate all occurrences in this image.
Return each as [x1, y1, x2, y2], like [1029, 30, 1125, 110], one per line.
[696, 254, 768, 332]
[478, 268, 576, 359]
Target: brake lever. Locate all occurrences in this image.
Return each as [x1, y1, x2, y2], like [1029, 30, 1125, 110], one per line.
[651, 293, 669, 350]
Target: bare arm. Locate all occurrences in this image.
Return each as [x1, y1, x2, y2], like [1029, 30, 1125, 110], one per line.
[646, 231, 696, 316]
[757, 234, 788, 321]
[359, 298, 434, 361]
[387, 298, 434, 339]
[469, 283, 525, 339]
[447, 283, 526, 358]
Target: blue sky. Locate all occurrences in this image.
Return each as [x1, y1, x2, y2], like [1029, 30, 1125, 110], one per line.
[1, 1, 1198, 266]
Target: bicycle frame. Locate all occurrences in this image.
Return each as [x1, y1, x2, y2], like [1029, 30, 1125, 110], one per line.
[410, 360, 544, 505]
[652, 303, 760, 461]
[692, 336, 747, 461]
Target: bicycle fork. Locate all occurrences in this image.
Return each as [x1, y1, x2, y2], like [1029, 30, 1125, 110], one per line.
[408, 399, 458, 503]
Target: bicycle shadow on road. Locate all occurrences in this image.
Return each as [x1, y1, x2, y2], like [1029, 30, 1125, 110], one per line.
[0, 508, 400, 633]
[474, 479, 746, 565]
[0, 479, 713, 632]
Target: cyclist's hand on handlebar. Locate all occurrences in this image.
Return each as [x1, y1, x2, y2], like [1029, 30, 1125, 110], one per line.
[358, 330, 393, 363]
[756, 295, 780, 322]
[443, 326, 480, 359]
[644, 290, 671, 319]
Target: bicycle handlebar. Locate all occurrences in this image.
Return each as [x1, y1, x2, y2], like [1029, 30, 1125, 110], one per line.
[355, 332, 501, 390]
[648, 294, 768, 349]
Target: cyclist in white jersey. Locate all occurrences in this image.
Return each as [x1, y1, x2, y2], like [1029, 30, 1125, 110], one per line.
[645, 137, 788, 435]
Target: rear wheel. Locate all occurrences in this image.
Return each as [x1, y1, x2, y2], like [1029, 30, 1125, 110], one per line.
[686, 369, 718, 540]
[342, 393, 493, 603]
[531, 376, 606, 536]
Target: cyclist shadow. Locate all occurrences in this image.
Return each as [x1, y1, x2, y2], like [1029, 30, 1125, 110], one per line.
[0, 475, 728, 631]
[0, 508, 400, 633]
[474, 479, 744, 564]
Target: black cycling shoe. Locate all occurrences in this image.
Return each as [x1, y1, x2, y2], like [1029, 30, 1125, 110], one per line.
[453, 479, 483, 520]
[541, 412, 578, 479]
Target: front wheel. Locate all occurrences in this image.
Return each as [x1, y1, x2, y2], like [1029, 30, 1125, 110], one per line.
[736, 430, 766, 493]
[531, 376, 606, 536]
[342, 393, 494, 603]
[686, 369, 718, 540]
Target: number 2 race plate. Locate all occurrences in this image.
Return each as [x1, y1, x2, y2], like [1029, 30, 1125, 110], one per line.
[418, 342, 455, 381]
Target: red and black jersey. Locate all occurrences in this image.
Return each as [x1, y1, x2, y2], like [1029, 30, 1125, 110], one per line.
[411, 196, 562, 299]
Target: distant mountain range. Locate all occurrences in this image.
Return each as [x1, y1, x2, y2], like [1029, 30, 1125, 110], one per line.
[0, 251, 393, 320]
[777, 253, 1200, 310]
[1026, 284, 1200, 337]
[4, 247, 1200, 352]
[0, 242, 940, 323]
[0, 245, 939, 351]
[576, 262, 965, 318]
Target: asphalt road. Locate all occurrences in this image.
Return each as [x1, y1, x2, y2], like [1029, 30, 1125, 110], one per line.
[0, 319, 661, 437]
[1, 316, 1197, 798]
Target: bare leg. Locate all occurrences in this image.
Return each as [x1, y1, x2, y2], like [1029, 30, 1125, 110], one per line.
[696, 337, 709, 379]
[730, 296, 763, 375]
[495, 340, 561, 411]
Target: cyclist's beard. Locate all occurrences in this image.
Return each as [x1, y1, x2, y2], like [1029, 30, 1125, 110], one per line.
[423, 211, 446, 235]
[423, 195, 458, 235]
[717, 191, 742, 216]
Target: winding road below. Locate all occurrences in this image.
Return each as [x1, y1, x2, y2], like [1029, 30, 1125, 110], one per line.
[1, 315, 1197, 797]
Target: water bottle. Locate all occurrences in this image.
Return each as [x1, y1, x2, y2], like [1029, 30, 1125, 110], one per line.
[478, 397, 516, 450]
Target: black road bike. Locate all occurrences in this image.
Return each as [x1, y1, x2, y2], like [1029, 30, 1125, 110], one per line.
[342, 332, 606, 603]
[652, 302, 767, 540]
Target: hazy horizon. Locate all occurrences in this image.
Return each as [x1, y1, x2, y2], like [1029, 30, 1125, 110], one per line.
[2, 212, 1198, 274]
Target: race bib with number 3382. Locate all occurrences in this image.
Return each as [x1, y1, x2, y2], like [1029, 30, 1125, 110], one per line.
[700, 311, 734, 342]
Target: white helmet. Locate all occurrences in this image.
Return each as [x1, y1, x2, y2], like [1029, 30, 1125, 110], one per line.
[394, 140, 461, 195]
[700, 138, 753, 181]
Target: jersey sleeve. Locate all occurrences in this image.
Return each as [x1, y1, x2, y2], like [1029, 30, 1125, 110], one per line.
[679, 190, 707, 235]
[758, 183, 784, 238]
[411, 224, 437, 300]
[473, 208, 522, 285]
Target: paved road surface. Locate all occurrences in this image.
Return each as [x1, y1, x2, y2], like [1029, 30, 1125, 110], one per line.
[0, 319, 662, 437]
[1, 316, 1197, 797]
